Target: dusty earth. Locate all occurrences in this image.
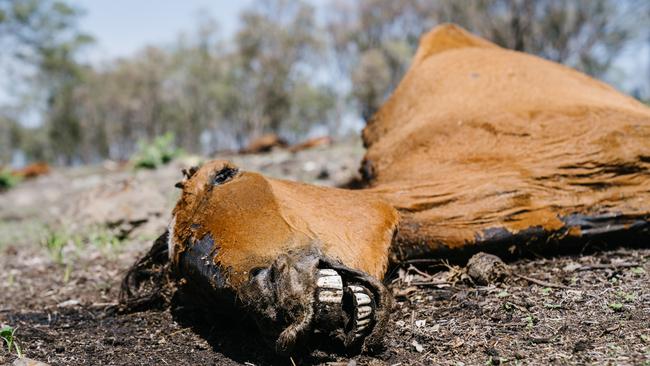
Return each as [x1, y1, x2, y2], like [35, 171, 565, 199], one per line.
[1, 139, 649, 365]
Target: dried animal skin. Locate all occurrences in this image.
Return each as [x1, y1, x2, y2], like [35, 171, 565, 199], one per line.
[123, 24, 650, 355]
[362, 24, 650, 260]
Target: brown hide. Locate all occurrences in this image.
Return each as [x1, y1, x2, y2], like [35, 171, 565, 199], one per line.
[12, 162, 51, 179]
[288, 136, 333, 153]
[126, 24, 650, 354]
[362, 24, 650, 260]
[240, 134, 288, 154]
[171, 160, 398, 285]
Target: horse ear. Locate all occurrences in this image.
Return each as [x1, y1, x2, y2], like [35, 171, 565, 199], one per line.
[176, 165, 199, 189]
[181, 165, 199, 179]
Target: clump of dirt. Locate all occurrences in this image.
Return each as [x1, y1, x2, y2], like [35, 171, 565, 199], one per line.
[466, 252, 510, 285]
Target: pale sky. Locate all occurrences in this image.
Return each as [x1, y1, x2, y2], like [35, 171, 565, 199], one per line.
[2, 1, 648, 110]
[74, 0, 251, 63]
[0, 2, 252, 123]
[62, 1, 650, 96]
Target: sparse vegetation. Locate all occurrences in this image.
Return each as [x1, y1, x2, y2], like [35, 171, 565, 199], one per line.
[132, 132, 183, 170]
[0, 169, 20, 191]
[524, 315, 536, 329]
[1, 325, 23, 358]
[631, 267, 646, 275]
[609, 302, 624, 312]
[617, 290, 636, 302]
[87, 226, 123, 257]
[40, 226, 125, 267]
[41, 229, 70, 264]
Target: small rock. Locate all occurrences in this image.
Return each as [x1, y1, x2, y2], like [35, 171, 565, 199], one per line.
[562, 262, 582, 272]
[466, 252, 509, 285]
[57, 299, 80, 308]
[415, 319, 426, 327]
[13, 358, 50, 366]
[412, 339, 424, 352]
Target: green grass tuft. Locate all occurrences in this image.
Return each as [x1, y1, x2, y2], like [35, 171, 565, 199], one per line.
[0, 169, 21, 191]
[41, 229, 70, 264]
[1, 325, 23, 358]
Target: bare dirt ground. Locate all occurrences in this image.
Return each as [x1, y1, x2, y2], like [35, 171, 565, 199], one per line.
[1, 139, 649, 365]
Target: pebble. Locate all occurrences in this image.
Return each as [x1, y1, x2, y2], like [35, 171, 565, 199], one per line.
[12, 358, 50, 366]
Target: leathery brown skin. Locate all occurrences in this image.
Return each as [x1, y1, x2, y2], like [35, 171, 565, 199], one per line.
[362, 24, 650, 260]
[168, 160, 398, 354]
[123, 24, 650, 355]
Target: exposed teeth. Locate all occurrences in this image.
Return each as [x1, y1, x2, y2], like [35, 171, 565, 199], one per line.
[319, 269, 339, 276]
[316, 269, 343, 305]
[345, 284, 375, 340]
[318, 289, 343, 303]
[356, 318, 370, 326]
[357, 305, 372, 319]
[314, 269, 345, 333]
[354, 292, 371, 306]
[315, 271, 376, 342]
[316, 270, 343, 290]
[348, 285, 374, 319]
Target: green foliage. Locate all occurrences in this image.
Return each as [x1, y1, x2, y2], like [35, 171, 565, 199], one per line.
[641, 334, 649, 343]
[132, 132, 182, 170]
[631, 267, 646, 275]
[0, 0, 94, 164]
[1, 325, 23, 358]
[42, 228, 69, 264]
[609, 302, 624, 311]
[524, 315, 536, 329]
[39, 225, 125, 271]
[0, 169, 21, 191]
[87, 227, 123, 256]
[617, 291, 636, 302]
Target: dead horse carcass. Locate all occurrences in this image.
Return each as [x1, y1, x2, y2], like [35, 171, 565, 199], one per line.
[121, 24, 650, 354]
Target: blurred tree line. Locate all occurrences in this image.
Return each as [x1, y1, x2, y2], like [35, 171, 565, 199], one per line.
[1, 0, 649, 165]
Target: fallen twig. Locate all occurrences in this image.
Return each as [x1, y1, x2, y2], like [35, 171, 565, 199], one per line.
[514, 274, 573, 289]
[89, 302, 118, 308]
[528, 335, 556, 344]
[410, 281, 451, 288]
[575, 262, 640, 271]
[408, 265, 433, 279]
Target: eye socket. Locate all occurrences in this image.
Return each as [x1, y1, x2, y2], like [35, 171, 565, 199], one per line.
[211, 167, 238, 186]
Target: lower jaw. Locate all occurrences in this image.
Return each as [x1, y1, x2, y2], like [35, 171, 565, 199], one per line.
[173, 243, 389, 354]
